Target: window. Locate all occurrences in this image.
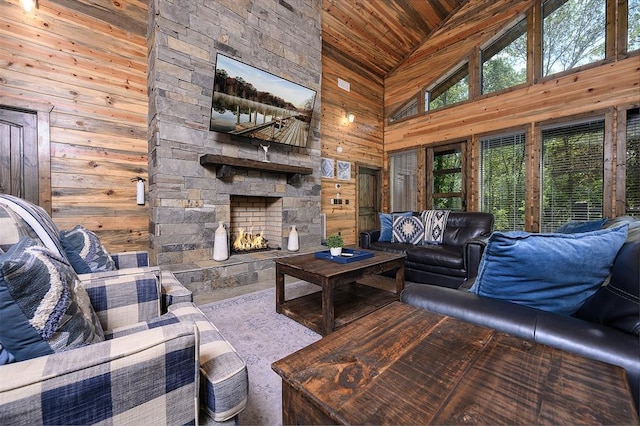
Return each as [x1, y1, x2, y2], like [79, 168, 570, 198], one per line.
[629, 0, 640, 51]
[389, 98, 418, 123]
[481, 18, 528, 94]
[541, 118, 605, 232]
[480, 133, 526, 231]
[426, 63, 469, 111]
[626, 109, 640, 217]
[430, 145, 464, 210]
[542, 0, 606, 77]
[390, 150, 417, 212]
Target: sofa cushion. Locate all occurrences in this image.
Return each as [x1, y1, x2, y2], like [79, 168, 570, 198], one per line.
[575, 240, 640, 335]
[0, 238, 105, 362]
[405, 244, 463, 269]
[392, 215, 424, 244]
[469, 226, 628, 316]
[379, 212, 411, 242]
[555, 218, 606, 233]
[60, 225, 117, 273]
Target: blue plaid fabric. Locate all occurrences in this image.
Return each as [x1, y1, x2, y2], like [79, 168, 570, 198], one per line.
[0, 196, 248, 424]
[0, 322, 199, 425]
[109, 302, 249, 422]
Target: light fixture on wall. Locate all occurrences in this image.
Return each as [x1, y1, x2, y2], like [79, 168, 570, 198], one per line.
[342, 105, 355, 125]
[20, 0, 37, 12]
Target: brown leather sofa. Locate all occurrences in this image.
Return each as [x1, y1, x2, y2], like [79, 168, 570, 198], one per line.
[359, 212, 494, 288]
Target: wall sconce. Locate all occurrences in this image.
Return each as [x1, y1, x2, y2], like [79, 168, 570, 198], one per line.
[132, 177, 146, 205]
[342, 106, 355, 125]
[20, 0, 37, 12]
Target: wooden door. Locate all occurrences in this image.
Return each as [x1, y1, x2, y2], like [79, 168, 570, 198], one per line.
[357, 165, 381, 234]
[0, 107, 39, 204]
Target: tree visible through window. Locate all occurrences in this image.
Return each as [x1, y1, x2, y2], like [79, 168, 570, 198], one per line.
[431, 146, 464, 210]
[542, 0, 606, 76]
[629, 0, 640, 51]
[480, 133, 526, 231]
[426, 64, 469, 111]
[482, 18, 527, 94]
[541, 119, 605, 232]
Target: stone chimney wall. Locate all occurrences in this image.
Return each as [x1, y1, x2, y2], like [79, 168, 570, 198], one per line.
[147, 0, 322, 267]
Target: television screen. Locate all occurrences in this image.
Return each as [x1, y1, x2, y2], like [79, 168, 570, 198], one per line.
[210, 53, 317, 148]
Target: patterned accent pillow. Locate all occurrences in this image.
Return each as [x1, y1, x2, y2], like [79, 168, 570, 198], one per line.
[421, 209, 450, 245]
[0, 238, 105, 362]
[391, 215, 425, 244]
[60, 225, 116, 273]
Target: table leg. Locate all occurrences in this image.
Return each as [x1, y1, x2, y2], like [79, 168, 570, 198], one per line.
[276, 264, 285, 314]
[395, 264, 405, 297]
[322, 279, 334, 335]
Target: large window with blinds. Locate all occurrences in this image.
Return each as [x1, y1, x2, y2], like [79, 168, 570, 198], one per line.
[390, 150, 418, 212]
[541, 118, 605, 232]
[626, 109, 640, 217]
[480, 133, 526, 231]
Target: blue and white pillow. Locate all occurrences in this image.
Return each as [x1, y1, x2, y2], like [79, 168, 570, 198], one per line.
[0, 238, 105, 362]
[60, 225, 116, 273]
[379, 212, 412, 242]
[391, 215, 425, 244]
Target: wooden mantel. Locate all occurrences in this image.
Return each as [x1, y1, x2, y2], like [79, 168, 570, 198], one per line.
[199, 154, 314, 184]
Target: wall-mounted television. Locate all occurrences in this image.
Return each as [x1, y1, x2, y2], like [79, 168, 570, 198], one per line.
[209, 53, 317, 148]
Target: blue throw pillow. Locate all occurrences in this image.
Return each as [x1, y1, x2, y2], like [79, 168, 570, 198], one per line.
[469, 225, 628, 316]
[555, 218, 607, 233]
[60, 225, 116, 273]
[0, 238, 104, 362]
[379, 212, 411, 242]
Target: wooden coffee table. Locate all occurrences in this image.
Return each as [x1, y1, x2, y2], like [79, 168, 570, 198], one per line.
[275, 250, 405, 336]
[272, 302, 639, 425]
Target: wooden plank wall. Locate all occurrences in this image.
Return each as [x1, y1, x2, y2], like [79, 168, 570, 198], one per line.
[0, 0, 149, 252]
[384, 0, 640, 223]
[321, 43, 384, 245]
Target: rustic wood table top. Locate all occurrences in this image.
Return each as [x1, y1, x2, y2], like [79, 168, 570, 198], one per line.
[272, 301, 639, 425]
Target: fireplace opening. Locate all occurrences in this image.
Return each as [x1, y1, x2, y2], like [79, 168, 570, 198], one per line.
[229, 195, 283, 254]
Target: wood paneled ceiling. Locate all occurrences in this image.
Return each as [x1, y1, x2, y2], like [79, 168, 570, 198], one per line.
[322, 0, 466, 78]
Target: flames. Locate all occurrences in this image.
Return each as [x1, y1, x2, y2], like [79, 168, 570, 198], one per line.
[233, 227, 269, 252]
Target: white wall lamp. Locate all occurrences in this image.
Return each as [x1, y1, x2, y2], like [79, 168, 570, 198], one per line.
[20, 0, 37, 12]
[342, 105, 355, 125]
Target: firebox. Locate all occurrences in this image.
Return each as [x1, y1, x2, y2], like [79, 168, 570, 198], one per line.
[229, 195, 283, 253]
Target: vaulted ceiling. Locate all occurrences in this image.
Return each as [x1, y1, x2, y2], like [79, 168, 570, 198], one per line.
[322, 0, 466, 78]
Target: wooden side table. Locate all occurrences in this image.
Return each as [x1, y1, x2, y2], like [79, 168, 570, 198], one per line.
[272, 302, 639, 425]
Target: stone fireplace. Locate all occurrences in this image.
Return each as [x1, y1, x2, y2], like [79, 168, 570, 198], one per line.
[146, 0, 322, 297]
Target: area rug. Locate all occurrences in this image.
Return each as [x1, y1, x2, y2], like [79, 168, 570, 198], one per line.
[199, 281, 321, 425]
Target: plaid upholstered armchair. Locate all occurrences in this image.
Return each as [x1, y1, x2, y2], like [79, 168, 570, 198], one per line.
[0, 195, 248, 425]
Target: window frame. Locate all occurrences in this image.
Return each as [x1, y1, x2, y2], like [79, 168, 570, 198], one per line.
[425, 61, 470, 112]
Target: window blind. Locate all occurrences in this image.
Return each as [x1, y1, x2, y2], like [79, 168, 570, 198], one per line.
[541, 118, 605, 232]
[626, 109, 640, 217]
[480, 133, 526, 231]
[390, 150, 417, 212]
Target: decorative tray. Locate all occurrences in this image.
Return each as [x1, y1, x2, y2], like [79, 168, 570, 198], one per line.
[314, 248, 374, 263]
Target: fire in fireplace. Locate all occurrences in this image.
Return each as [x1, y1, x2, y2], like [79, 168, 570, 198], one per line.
[232, 228, 269, 252]
[229, 195, 283, 254]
